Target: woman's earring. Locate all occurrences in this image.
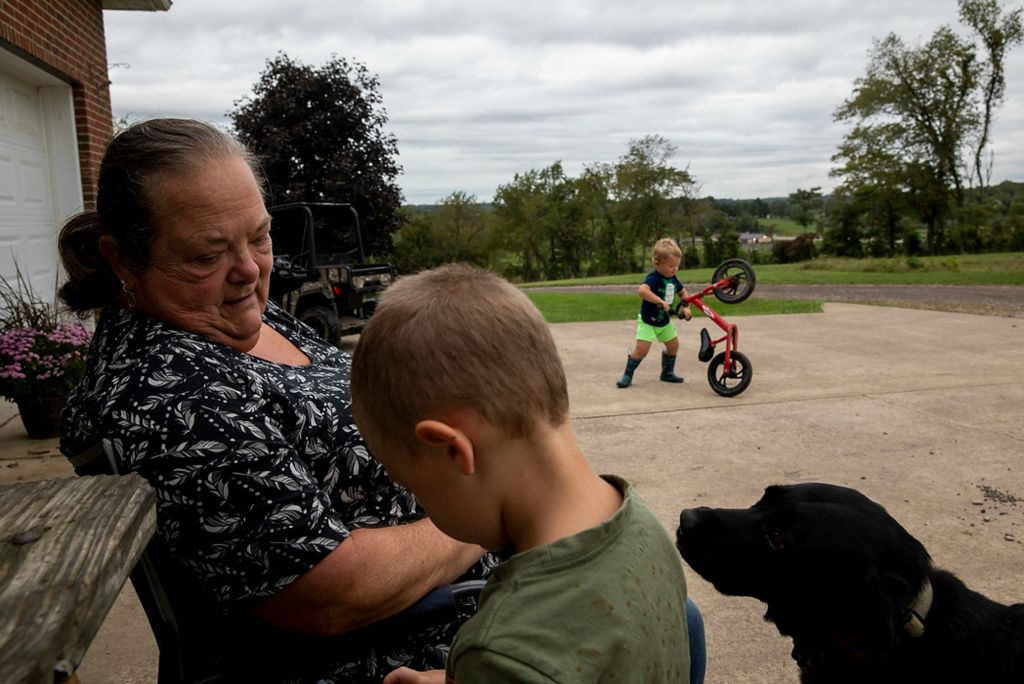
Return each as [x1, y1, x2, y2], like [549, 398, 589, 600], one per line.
[120, 279, 137, 309]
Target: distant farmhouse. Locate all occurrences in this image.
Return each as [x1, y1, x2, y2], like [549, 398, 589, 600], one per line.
[739, 232, 773, 245]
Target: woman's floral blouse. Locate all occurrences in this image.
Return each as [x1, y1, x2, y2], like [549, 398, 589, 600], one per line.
[61, 300, 495, 682]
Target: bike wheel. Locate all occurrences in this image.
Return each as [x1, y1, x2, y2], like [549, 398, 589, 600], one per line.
[707, 350, 752, 397]
[712, 259, 756, 304]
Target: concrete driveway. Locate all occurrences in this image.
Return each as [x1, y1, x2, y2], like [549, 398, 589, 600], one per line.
[563, 303, 1023, 683]
[3, 303, 1022, 683]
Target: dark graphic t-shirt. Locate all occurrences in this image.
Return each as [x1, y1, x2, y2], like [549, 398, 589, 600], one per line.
[640, 270, 684, 326]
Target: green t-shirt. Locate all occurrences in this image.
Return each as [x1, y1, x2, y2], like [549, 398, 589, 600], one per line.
[446, 475, 690, 683]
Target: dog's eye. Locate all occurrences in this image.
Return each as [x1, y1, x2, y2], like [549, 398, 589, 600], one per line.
[765, 529, 785, 551]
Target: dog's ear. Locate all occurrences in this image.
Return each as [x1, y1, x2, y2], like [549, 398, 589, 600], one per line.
[758, 485, 786, 505]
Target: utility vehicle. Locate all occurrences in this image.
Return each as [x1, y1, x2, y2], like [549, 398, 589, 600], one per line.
[269, 202, 394, 344]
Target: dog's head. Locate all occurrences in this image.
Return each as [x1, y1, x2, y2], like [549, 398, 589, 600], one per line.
[677, 483, 932, 675]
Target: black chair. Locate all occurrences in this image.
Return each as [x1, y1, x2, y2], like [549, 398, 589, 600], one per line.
[70, 443, 228, 684]
[69, 442, 485, 684]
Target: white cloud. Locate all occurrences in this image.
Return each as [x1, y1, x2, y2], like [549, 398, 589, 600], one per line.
[104, 0, 1024, 203]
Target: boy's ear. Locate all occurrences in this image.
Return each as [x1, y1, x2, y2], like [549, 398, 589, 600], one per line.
[414, 419, 475, 476]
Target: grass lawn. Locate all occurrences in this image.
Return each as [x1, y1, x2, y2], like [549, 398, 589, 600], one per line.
[521, 252, 1021, 323]
[759, 216, 811, 236]
[522, 252, 1024, 288]
[525, 292, 822, 323]
[756, 253, 1024, 285]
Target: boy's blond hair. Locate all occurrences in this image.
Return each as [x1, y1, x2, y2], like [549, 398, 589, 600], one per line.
[652, 238, 682, 263]
[351, 264, 569, 455]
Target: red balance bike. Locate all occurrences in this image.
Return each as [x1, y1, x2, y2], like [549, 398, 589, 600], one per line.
[672, 258, 756, 397]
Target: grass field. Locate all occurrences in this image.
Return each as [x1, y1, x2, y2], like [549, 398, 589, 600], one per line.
[525, 292, 822, 323]
[522, 252, 1024, 288]
[755, 253, 1024, 285]
[759, 216, 810, 236]
[520, 252, 1022, 322]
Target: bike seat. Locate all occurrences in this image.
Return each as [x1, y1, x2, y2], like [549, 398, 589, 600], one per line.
[698, 328, 714, 362]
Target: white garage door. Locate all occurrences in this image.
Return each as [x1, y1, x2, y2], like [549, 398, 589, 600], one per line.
[0, 66, 60, 303]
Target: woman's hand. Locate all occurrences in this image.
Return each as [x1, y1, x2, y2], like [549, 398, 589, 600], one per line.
[383, 667, 447, 684]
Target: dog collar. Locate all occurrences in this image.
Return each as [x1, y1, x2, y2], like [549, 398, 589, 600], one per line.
[900, 579, 933, 638]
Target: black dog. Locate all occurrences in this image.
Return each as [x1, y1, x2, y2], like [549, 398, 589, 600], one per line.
[676, 483, 1024, 683]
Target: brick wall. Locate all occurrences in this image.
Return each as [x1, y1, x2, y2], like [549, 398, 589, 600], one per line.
[0, 0, 113, 208]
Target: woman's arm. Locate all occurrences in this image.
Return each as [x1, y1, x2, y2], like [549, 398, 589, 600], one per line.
[384, 667, 446, 684]
[251, 517, 485, 635]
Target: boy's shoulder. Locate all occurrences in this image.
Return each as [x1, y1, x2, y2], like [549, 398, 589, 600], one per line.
[474, 476, 682, 591]
[449, 476, 689, 682]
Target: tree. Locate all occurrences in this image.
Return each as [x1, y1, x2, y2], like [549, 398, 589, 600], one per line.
[390, 211, 436, 275]
[429, 191, 493, 265]
[959, 0, 1024, 193]
[829, 119, 915, 254]
[820, 192, 866, 258]
[486, 136, 699, 278]
[392, 192, 492, 273]
[832, 1, 1022, 254]
[788, 187, 823, 228]
[492, 164, 557, 281]
[567, 165, 613, 275]
[702, 225, 741, 267]
[772, 233, 818, 263]
[833, 27, 978, 252]
[229, 53, 403, 257]
[492, 162, 590, 280]
[609, 135, 697, 271]
[679, 197, 716, 268]
[858, 184, 913, 256]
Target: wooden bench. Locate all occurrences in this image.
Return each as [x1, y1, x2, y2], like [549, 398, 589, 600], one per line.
[0, 475, 155, 684]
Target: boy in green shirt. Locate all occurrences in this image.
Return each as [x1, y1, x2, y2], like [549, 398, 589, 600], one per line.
[351, 264, 691, 683]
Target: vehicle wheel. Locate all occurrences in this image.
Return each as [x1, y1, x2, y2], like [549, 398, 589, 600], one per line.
[707, 350, 752, 397]
[712, 259, 756, 304]
[299, 305, 341, 344]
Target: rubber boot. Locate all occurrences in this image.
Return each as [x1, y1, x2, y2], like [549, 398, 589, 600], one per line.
[616, 355, 643, 388]
[660, 352, 684, 383]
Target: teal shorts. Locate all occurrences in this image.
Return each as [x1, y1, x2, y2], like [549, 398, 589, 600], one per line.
[635, 314, 678, 343]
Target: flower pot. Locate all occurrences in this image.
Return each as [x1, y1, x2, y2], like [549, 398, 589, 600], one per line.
[15, 395, 66, 439]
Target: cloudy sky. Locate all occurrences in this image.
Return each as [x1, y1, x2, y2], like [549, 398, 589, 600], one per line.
[104, 0, 1024, 205]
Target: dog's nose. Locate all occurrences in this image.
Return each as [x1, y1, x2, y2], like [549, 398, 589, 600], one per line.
[684, 507, 708, 528]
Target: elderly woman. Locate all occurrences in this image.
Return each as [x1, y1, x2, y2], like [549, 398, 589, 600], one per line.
[58, 118, 492, 682]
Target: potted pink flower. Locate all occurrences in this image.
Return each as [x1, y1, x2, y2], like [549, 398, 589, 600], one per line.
[0, 270, 91, 439]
